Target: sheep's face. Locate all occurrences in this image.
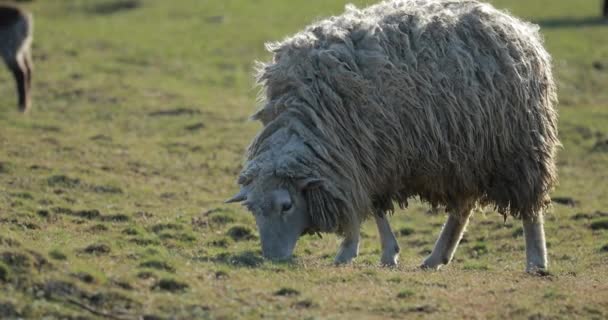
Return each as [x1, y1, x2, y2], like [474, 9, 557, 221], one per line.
[226, 176, 315, 261]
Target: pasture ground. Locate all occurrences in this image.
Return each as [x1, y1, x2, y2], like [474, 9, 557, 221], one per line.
[0, 0, 607, 319]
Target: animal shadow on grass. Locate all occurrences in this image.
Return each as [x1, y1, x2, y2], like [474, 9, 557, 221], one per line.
[86, 0, 142, 15]
[535, 16, 608, 29]
[211, 250, 297, 268]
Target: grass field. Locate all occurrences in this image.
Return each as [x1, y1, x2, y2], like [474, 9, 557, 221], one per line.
[1, 0, 607, 319]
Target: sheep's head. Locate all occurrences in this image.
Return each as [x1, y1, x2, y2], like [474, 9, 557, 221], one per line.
[226, 173, 329, 261]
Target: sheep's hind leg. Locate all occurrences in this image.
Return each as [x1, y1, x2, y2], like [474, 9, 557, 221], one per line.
[334, 228, 360, 265]
[374, 214, 400, 266]
[422, 206, 472, 270]
[523, 213, 547, 273]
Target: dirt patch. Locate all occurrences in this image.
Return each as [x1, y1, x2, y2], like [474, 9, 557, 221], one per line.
[407, 305, 439, 314]
[1, 251, 33, 271]
[88, 224, 109, 232]
[206, 15, 225, 24]
[512, 227, 524, 238]
[152, 278, 188, 293]
[87, 0, 142, 15]
[41, 279, 141, 318]
[0, 301, 19, 318]
[26, 250, 53, 271]
[398, 227, 415, 236]
[0, 250, 52, 283]
[90, 134, 112, 142]
[62, 208, 101, 220]
[10, 192, 33, 199]
[592, 138, 608, 152]
[137, 271, 157, 280]
[51, 207, 129, 223]
[90, 185, 123, 194]
[0, 236, 21, 248]
[139, 260, 175, 273]
[158, 233, 196, 243]
[212, 214, 235, 225]
[111, 279, 133, 291]
[551, 197, 578, 207]
[49, 250, 68, 261]
[214, 271, 229, 280]
[82, 243, 111, 255]
[192, 209, 235, 228]
[100, 214, 130, 222]
[0, 218, 39, 230]
[71, 272, 97, 284]
[122, 228, 140, 235]
[47, 175, 81, 188]
[32, 125, 62, 132]
[185, 122, 205, 131]
[292, 299, 316, 309]
[397, 290, 415, 299]
[213, 251, 264, 267]
[47, 176, 122, 194]
[151, 223, 182, 234]
[208, 238, 230, 248]
[590, 219, 608, 230]
[0, 162, 8, 174]
[148, 108, 201, 117]
[571, 211, 608, 220]
[0, 263, 9, 282]
[226, 226, 257, 241]
[130, 238, 160, 246]
[275, 288, 300, 297]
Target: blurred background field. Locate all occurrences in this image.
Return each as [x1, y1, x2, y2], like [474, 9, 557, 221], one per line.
[0, 0, 607, 319]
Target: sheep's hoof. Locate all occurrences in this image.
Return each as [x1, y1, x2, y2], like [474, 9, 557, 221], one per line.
[380, 255, 399, 267]
[334, 249, 357, 265]
[420, 256, 443, 270]
[526, 266, 551, 276]
[334, 256, 355, 265]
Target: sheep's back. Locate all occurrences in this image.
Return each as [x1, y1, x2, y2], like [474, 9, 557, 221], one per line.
[257, 0, 558, 217]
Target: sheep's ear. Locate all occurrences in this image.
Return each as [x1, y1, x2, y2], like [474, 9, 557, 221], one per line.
[296, 178, 323, 191]
[225, 188, 248, 203]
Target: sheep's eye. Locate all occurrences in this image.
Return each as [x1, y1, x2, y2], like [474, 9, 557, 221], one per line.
[281, 202, 292, 212]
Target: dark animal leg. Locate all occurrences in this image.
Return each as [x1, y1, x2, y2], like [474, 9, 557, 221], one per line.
[8, 56, 29, 112]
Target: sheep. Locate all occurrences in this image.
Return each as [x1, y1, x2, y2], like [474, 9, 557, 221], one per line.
[0, 3, 33, 112]
[227, 0, 559, 273]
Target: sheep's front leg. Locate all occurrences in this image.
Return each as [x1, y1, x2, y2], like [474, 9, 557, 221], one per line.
[422, 209, 472, 270]
[7, 56, 29, 112]
[523, 214, 547, 273]
[374, 214, 400, 266]
[334, 228, 360, 265]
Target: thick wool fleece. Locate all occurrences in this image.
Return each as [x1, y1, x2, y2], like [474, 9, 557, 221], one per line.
[241, 0, 559, 234]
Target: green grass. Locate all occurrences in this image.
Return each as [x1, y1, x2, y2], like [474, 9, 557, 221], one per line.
[1, 0, 607, 318]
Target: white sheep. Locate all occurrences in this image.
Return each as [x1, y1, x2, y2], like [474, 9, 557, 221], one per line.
[228, 0, 559, 273]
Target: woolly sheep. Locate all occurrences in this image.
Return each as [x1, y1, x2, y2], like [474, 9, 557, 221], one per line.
[0, 4, 33, 112]
[227, 0, 559, 273]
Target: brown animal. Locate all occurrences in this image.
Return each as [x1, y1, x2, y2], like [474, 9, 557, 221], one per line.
[0, 3, 33, 112]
